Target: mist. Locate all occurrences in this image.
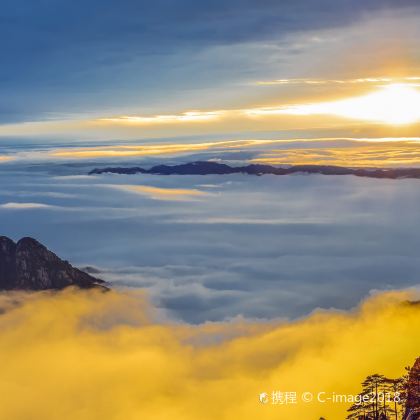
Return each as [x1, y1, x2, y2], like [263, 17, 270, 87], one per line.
[0, 288, 418, 419]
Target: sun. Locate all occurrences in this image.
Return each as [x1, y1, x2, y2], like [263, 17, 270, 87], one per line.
[324, 84, 420, 125]
[250, 83, 420, 125]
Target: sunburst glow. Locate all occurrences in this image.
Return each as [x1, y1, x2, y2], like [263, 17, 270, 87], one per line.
[248, 84, 420, 125]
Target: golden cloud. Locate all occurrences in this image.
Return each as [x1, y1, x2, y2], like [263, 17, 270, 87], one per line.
[48, 139, 273, 159]
[47, 137, 420, 168]
[255, 76, 420, 86]
[100, 111, 227, 125]
[0, 289, 418, 419]
[251, 140, 420, 167]
[246, 84, 420, 125]
[94, 83, 420, 130]
[105, 184, 211, 201]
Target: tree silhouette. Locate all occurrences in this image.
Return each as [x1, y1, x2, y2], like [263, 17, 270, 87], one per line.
[348, 357, 419, 420]
[347, 394, 372, 419]
[347, 374, 406, 419]
[362, 374, 389, 419]
[404, 357, 420, 419]
[389, 377, 407, 420]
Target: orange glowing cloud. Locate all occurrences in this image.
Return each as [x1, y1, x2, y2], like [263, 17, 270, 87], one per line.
[2, 80, 420, 141]
[95, 83, 420, 130]
[255, 76, 420, 86]
[250, 139, 420, 167]
[100, 110, 226, 125]
[48, 139, 273, 159]
[105, 184, 211, 201]
[47, 137, 420, 168]
[0, 289, 418, 419]
[246, 84, 420, 125]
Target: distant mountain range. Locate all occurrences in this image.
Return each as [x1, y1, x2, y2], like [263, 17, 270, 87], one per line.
[0, 236, 107, 291]
[89, 161, 420, 179]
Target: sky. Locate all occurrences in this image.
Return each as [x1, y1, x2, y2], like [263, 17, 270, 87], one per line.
[1, 0, 420, 142]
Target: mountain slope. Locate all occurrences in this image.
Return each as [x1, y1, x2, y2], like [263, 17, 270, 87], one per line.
[0, 236, 107, 290]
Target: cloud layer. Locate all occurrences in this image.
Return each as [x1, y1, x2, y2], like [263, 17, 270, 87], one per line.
[4, 137, 420, 168]
[1, 0, 420, 132]
[0, 289, 418, 419]
[2, 163, 420, 323]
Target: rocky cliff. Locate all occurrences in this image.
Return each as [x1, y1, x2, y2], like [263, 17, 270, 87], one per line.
[0, 236, 106, 290]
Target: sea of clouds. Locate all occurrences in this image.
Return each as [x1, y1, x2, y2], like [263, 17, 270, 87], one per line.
[1, 158, 420, 322]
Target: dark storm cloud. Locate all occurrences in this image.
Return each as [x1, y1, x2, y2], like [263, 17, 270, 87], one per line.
[0, 0, 419, 122]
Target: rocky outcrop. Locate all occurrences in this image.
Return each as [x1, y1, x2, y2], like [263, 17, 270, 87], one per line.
[0, 236, 107, 290]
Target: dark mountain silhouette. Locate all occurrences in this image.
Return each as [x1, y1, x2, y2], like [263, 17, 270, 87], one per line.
[89, 166, 147, 175]
[88, 161, 420, 179]
[0, 236, 107, 291]
[149, 161, 237, 175]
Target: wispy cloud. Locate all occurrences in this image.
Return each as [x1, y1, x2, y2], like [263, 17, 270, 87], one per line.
[100, 111, 226, 125]
[0, 202, 57, 210]
[250, 141, 420, 167]
[256, 76, 420, 86]
[48, 139, 273, 159]
[5, 137, 420, 167]
[87, 82, 420, 130]
[105, 184, 211, 201]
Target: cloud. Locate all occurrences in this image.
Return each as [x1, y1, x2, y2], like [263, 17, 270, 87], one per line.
[171, 216, 328, 225]
[249, 139, 420, 167]
[3, 164, 420, 323]
[48, 139, 264, 159]
[0, 202, 57, 210]
[0, 288, 418, 419]
[18, 137, 420, 168]
[0, 0, 419, 125]
[246, 84, 420, 125]
[105, 184, 211, 201]
[255, 76, 420, 86]
[101, 111, 226, 125]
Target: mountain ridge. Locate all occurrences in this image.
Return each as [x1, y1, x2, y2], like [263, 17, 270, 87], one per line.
[88, 161, 420, 179]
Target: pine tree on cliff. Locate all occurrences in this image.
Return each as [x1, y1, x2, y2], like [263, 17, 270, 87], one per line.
[404, 357, 420, 420]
